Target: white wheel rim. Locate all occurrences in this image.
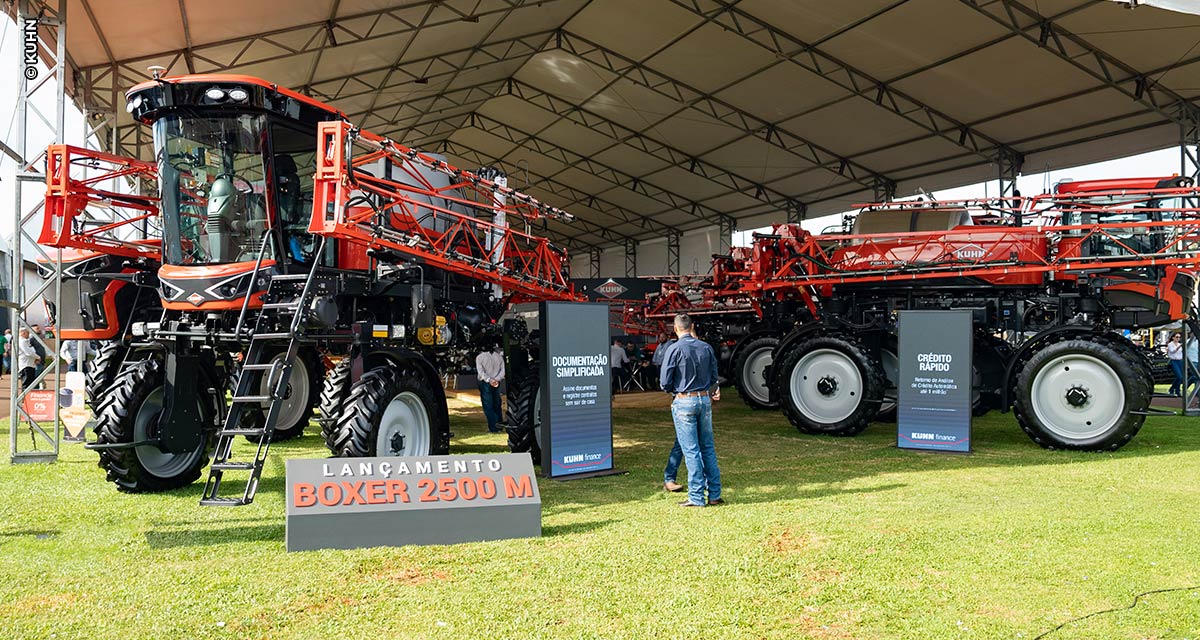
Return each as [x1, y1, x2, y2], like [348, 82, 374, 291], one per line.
[376, 390, 431, 456]
[741, 346, 774, 404]
[260, 354, 310, 431]
[134, 385, 204, 477]
[789, 348, 864, 424]
[880, 347, 899, 410]
[1030, 353, 1124, 440]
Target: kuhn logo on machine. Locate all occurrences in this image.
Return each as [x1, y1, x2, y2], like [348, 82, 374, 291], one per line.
[594, 279, 627, 298]
[954, 244, 987, 260]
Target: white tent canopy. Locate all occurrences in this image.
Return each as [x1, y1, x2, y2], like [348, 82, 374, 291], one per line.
[16, 0, 1200, 255]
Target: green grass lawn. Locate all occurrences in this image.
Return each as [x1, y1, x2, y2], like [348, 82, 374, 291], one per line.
[2, 394, 1199, 639]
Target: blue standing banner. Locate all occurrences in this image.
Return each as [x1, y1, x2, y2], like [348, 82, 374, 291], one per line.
[897, 310, 974, 453]
[540, 301, 619, 478]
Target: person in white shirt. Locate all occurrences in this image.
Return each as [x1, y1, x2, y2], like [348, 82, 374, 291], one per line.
[17, 328, 40, 390]
[59, 339, 97, 373]
[1167, 332, 1184, 395]
[610, 339, 630, 393]
[475, 343, 505, 433]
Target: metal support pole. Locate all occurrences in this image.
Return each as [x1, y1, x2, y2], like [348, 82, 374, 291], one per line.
[718, 216, 736, 255]
[785, 201, 806, 226]
[589, 249, 600, 278]
[624, 238, 637, 277]
[666, 231, 680, 276]
[1180, 102, 1200, 185]
[872, 177, 896, 204]
[10, 0, 68, 464]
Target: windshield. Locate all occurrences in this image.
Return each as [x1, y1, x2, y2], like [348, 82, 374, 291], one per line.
[155, 114, 270, 265]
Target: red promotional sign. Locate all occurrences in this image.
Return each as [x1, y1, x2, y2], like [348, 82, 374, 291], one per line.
[22, 390, 57, 422]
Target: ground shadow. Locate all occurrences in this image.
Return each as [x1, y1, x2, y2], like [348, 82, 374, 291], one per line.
[145, 523, 283, 548]
[541, 519, 619, 537]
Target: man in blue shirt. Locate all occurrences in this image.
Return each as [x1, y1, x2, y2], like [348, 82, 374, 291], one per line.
[659, 313, 723, 507]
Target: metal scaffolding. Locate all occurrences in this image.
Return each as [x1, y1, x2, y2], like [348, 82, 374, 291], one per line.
[9, 0, 66, 464]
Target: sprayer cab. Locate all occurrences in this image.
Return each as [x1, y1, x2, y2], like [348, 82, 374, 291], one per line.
[125, 75, 344, 310]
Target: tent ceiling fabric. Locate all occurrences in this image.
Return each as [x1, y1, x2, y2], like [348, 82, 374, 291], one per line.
[46, 0, 1200, 251]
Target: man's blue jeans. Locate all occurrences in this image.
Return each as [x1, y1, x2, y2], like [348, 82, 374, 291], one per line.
[663, 438, 682, 484]
[479, 382, 502, 432]
[670, 395, 720, 505]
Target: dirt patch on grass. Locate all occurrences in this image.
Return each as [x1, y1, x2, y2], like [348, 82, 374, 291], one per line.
[372, 567, 451, 585]
[0, 591, 86, 615]
[786, 607, 862, 639]
[767, 527, 829, 554]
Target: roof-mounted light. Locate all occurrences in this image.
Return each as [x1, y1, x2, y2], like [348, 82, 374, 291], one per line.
[227, 88, 249, 102]
[204, 87, 226, 101]
[125, 95, 143, 113]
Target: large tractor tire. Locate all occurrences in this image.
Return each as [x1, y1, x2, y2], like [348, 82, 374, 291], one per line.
[318, 357, 352, 450]
[1013, 339, 1149, 451]
[505, 369, 542, 465]
[776, 334, 884, 437]
[92, 355, 215, 493]
[875, 339, 900, 422]
[243, 350, 319, 443]
[733, 335, 779, 410]
[86, 341, 129, 412]
[330, 363, 448, 457]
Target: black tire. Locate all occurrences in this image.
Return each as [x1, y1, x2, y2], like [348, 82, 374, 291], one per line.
[1013, 339, 1149, 451]
[875, 337, 899, 422]
[318, 356, 352, 450]
[733, 335, 779, 410]
[775, 334, 884, 437]
[243, 350, 319, 443]
[330, 363, 448, 457]
[86, 341, 129, 412]
[505, 368, 542, 465]
[92, 355, 214, 492]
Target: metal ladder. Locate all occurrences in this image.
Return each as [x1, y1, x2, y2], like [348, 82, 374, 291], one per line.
[200, 240, 326, 506]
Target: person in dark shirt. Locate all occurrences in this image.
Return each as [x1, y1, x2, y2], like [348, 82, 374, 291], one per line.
[659, 313, 722, 507]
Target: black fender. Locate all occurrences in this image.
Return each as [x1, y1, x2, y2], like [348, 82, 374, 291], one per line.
[1000, 325, 1098, 410]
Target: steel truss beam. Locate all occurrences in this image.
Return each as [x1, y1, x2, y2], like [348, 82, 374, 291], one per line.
[488, 78, 814, 223]
[959, 0, 1200, 128]
[556, 31, 890, 199]
[11, 0, 67, 463]
[437, 139, 658, 251]
[667, 230, 680, 275]
[624, 238, 637, 277]
[719, 216, 736, 255]
[667, 0, 1015, 164]
[589, 249, 600, 278]
[77, 0, 559, 82]
[460, 111, 726, 228]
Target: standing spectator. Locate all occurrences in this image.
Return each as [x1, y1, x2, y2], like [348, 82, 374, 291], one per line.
[475, 342, 505, 433]
[1187, 335, 1200, 407]
[17, 328, 40, 391]
[653, 333, 683, 493]
[610, 339, 630, 393]
[659, 313, 723, 507]
[0, 328, 10, 375]
[59, 339, 96, 373]
[1168, 332, 1184, 396]
[29, 324, 47, 379]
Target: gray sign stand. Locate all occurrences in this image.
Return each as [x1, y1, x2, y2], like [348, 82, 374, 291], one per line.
[897, 310, 974, 453]
[285, 453, 541, 552]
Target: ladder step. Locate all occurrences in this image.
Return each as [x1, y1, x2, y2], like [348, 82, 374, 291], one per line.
[233, 395, 273, 403]
[219, 428, 269, 437]
[252, 333, 292, 340]
[262, 302, 300, 309]
[240, 363, 278, 371]
[210, 461, 257, 471]
[270, 274, 310, 281]
[199, 497, 248, 507]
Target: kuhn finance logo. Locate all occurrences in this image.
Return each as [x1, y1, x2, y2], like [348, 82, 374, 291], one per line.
[594, 279, 627, 298]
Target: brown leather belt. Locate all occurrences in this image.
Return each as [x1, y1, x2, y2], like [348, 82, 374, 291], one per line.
[675, 391, 709, 398]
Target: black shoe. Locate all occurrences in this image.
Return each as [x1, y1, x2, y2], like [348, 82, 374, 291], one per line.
[707, 498, 725, 506]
